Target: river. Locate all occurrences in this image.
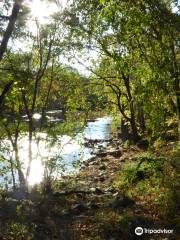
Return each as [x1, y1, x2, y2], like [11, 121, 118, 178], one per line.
[0, 116, 112, 186]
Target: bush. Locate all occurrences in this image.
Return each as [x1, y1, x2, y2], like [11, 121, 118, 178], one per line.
[115, 152, 165, 191]
[114, 147, 180, 230]
[3, 222, 35, 240]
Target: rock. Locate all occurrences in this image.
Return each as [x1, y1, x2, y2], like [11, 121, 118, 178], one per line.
[61, 209, 71, 217]
[87, 119, 96, 123]
[107, 149, 122, 157]
[53, 191, 65, 197]
[93, 177, 99, 182]
[101, 158, 108, 162]
[71, 203, 88, 213]
[83, 161, 89, 167]
[112, 166, 120, 172]
[87, 202, 100, 209]
[99, 164, 106, 171]
[105, 186, 117, 193]
[96, 152, 107, 157]
[80, 165, 86, 169]
[98, 172, 105, 177]
[107, 195, 135, 210]
[84, 138, 103, 144]
[105, 138, 113, 142]
[84, 141, 91, 147]
[99, 176, 106, 182]
[89, 160, 100, 166]
[137, 139, 149, 150]
[119, 156, 126, 162]
[98, 172, 106, 182]
[90, 187, 104, 195]
[97, 145, 102, 148]
[113, 192, 119, 197]
[90, 187, 96, 192]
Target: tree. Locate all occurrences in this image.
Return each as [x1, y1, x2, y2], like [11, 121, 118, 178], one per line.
[62, 0, 180, 141]
[0, 20, 91, 188]
[0, 0, 27, 111]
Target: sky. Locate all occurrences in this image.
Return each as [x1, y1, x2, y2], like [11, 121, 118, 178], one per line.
[24, 0, 94, 75]
[27, 0, 67, 22]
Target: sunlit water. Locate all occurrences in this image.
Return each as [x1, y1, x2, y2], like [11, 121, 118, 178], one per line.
[0, 117, 112, 186]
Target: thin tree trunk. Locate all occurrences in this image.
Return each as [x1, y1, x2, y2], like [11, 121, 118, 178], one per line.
[9, 156, 16, 190]
[0, 1, 23, 112]
[14, 146, 26, 189]
[26, 119, 33, 181]
[0, 0, 23, 61]
[137, 105, 146, 132]
[122, 72, 141, 142]
[171, 43, 180, 137]
[130, 102, 141, 143]
[0, 80, 14, 111]
[175, 76, 180, 138]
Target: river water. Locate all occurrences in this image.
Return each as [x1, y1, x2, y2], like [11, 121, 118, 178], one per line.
[0, 116, 112, 186]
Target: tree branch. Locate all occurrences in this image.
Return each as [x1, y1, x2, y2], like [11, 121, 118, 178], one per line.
[0, 0, 23, 61]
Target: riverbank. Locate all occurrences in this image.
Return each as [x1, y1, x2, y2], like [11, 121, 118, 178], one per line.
[51, 138, 179, 240]
[0, 136, 179, 239]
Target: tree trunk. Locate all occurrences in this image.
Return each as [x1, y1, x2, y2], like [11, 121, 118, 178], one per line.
[0, 80, 14, 111]
[137, 105, 146, 132]
[0, 0, 23, 61]
[119, 119, 130, 141]
[130, 102, 141, 143]
[121, 73, 141, 142]
[174, 73, 180, 137]
[171, 43, 180, 137]
[9, 156, 16, 190]
[14, 146, 26, 189]
[0, 1, 23, 113]
[26, 119, 33, 181]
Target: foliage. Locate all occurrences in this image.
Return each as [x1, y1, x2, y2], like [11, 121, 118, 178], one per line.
[0, 1, 179, 238]
[115, 152, 165, 189]
[62, 0, 180, 141]
[3, 222, 35, 240]
[95, 209, 122, 239]
[115, 146, 180, 229]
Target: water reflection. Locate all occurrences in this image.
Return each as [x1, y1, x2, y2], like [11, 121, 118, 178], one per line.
[1, 116, 112, 186]
[84, 117, 112, 140]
